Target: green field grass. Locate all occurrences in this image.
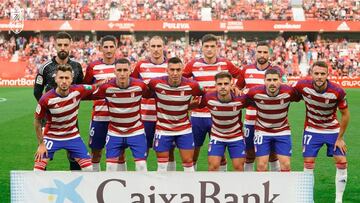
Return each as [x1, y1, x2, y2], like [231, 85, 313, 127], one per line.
[0, 87, 359, 202]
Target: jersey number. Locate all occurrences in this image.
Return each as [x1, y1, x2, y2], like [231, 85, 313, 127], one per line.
[254, 135, 263, 145]
[303, 134, 312, 145]
[44, 140, 53, 150]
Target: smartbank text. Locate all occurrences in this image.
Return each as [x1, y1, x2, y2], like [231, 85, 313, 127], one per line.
[96, 179, 280, 203]
[0, 78, 34, 86]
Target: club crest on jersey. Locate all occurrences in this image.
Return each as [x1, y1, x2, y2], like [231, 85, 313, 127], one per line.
[131, 92, 135, 98]
[325, 99, 329, 104]
[180, 91, 185, 96]
[280, 99, 284, 105]
[112, 93, 117, 97]
[233, 106, 237, 111]
[213, 106, 217, 110]
[217, 65, 222, 72]
[73, 98, 77, 103]
[199, 67, 204, 71]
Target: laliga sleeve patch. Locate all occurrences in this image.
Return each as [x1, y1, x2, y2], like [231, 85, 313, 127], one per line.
[36, 75, 43, 85]
[84, 85, 93, 90]
[36, 104, 41, 114]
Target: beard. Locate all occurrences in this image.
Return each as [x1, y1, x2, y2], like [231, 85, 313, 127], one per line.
[57, 51, 69, 60]
[257, 57, 268, 65]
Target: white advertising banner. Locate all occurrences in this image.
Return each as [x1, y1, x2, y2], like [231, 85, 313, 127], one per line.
[11, 171, 313, 203]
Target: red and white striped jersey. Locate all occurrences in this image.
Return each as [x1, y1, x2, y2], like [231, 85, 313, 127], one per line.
[201, 92, 249, 142]
[84, 60, 115, 122]
[183, 57, 241, 117]
[236, 64, 285, 125]
[131, 59, 168, 122]
[246, 84, 300, 136]
[293, 79, 348, 133]
[148, 76, 203, 136]
[92, 78, 150, 137]
[35, 85, 96, 140]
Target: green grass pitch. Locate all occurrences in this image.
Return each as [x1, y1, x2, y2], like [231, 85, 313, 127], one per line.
[0, 87, 359, 202]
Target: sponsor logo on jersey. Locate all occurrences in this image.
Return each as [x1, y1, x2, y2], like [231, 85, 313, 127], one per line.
[36, 75, 43, 85]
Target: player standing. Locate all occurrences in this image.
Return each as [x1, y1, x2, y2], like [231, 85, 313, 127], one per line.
[148, 57, 203, 172]
[183, 34, 241, 171]
[293, 61, 349, 203]
[33, 31, 84, 170]
[83, 35, 125, 171]
[92, 59, 149, 171]
[200, 72, 248, 171]
[131, 36, 178, 171]
[236, 41, 285, 171]
[34, 64, 95, 171]
[246, 69, 300, 171]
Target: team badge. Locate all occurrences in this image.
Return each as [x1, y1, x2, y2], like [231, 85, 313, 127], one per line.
[280, 99, 284, 105]
[325, 99, 329, 104]
[73, 98, 77, 103]
[199, 67, 204, 71]
[112, 93, 117, 97]
[131, 92, 135, 98]
[217, 65, 222, 72]
[180, 91, 185, 96]
[233, 106, 237, 111]
[9, 6, 24, 34]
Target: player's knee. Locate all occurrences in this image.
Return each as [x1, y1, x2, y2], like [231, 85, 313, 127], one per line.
[257, 161, 267, 171]
[304, 161, 315, 169]
[208, 164, 220, 171]
[281, 161, 291, 171]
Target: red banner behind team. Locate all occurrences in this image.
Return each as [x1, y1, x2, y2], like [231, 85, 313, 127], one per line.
[0, 20, 359, 32]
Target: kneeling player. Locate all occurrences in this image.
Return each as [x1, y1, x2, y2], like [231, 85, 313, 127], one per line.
[34, 64, 95, 171]
[246, 69, 300, 171]
[92, 58, 149, 171]
[200, 72, 248, 171]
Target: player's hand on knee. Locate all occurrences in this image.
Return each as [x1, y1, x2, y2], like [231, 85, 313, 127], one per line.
[334, 138, 347, 155]
[35, 143, 48, 161]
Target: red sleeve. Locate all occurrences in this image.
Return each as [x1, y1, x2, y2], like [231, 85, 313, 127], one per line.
[290, 86, 301, 102]
[227, 60, 241, 78]
[34, 99, 47, 119]
[191, 81, 203, 96]
[140, 82, 152, 98]
[83, 64, 94, 84]
[79, 85, 97, 99]
[235, 67, 246, 89]
[338, 90, 348, 109]
[91, 84, 107, 100]
[130, 62, 141, 78]
[198, 94, 207, 109]
[183, 60, 194, 78]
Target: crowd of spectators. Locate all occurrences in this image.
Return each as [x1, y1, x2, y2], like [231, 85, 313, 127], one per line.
[1, 33, 358, 79]
[303, 0, 360, 21]
[1, 0, 358, 21]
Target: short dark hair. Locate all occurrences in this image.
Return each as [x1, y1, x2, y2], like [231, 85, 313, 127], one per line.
[312, 61, 328, 69]
[257, 41, 269, 48]
[201, 34, 218, 44]
[168, 57, 182, 65]
[56, 64, 73, 73]
[101, 35, 117, 46]
[56, 32, 72, 41]
[150, 36, 164, 44]
[265, 68, 281, 78]
[114, 58, 131, 66]
[215, 71, 232, 81]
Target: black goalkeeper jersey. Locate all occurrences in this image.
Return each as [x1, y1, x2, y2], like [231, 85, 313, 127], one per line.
[33, 56, 84, 101]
